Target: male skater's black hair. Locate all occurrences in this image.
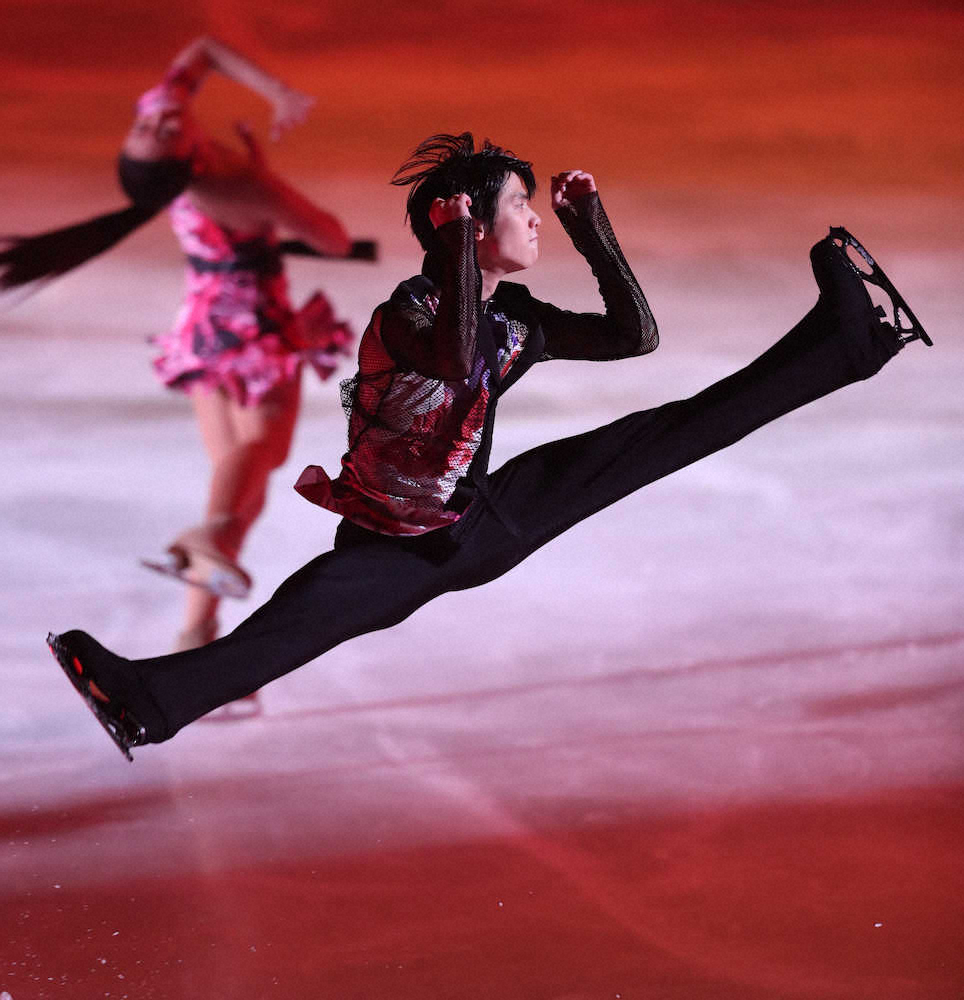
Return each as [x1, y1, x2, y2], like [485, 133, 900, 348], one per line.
[391, 132, 536, 253]
[0, 155, 192, 304]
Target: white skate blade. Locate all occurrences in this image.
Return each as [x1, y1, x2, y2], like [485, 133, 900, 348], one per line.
[140, 554, 251, 599]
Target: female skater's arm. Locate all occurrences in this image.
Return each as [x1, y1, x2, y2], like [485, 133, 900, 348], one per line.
[536, 172, 658, 361]
[166, 37, 313, 139]
[234, 124, 351, 257]
[264, 177, 352, 258]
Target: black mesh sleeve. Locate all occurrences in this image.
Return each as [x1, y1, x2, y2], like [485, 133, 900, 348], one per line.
[537, 191, 658, 361]
[380, 217, 481, 379]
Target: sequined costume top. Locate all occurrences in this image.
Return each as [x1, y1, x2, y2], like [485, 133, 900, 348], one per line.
[294, 192, 657, 534]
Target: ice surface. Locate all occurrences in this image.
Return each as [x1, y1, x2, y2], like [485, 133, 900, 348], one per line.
[2, 4, 963, 994]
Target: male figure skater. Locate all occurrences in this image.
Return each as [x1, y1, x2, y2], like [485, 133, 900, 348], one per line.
[48, 132, 931, 759]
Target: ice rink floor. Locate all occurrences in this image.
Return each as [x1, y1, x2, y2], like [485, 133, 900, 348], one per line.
[1, 168, 961, 999]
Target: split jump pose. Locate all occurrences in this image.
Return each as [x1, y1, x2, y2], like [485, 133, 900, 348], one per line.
[46, 133, 931, 759]
[2, 37, 367, 653]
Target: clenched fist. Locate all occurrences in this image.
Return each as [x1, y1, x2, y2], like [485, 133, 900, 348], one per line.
[551, 171, 597, 211]
[429, 193, 473, 228]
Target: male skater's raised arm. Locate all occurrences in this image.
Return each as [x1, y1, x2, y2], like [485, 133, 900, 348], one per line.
[532, 170, 658, 360]
[380, 199, 481, 380]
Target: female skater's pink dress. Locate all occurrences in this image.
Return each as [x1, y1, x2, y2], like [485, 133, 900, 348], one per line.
[151, 196, 353, 406]
[138, 70, 353, 406]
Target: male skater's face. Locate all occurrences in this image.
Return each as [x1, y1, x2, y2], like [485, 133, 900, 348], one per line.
[476, 172, 541, 276]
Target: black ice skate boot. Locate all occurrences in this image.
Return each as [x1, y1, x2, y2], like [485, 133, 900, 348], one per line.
[809, 227, 932, 378]
[47, 630, 164, 761]
[827, 227, 932, 348]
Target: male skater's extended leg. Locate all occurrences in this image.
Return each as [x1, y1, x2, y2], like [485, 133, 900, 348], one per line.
[48, 520, 486, 747]
[47, 230, 928, 757]
[477, 230, 929, 549]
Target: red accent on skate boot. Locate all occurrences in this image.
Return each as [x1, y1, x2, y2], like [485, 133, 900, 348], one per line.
[72, 656, 84, 676]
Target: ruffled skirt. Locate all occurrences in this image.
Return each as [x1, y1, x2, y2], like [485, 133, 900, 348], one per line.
[152, 270, 353, 407]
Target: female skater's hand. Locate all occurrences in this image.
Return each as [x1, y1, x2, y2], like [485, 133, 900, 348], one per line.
[169, 39, 315, 142]
[269, 85, 315, 141]
[551, 171, 597, 211]
[429, 193, 473, 228]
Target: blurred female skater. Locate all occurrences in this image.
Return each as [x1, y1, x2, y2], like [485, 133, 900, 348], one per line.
[1, 37, 365, 652]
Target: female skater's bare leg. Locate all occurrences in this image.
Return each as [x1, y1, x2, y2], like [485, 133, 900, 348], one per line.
[175, 377, 301, 649]
[221, 375, 302, 542]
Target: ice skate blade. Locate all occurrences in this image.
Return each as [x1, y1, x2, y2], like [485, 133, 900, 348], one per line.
[46, 632, 145, 762]
[140, 552, 251, 599]
[828, 227, 932, 347]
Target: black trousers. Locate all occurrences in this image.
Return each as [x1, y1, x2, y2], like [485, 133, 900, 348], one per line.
[134, 238, 899, 740]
